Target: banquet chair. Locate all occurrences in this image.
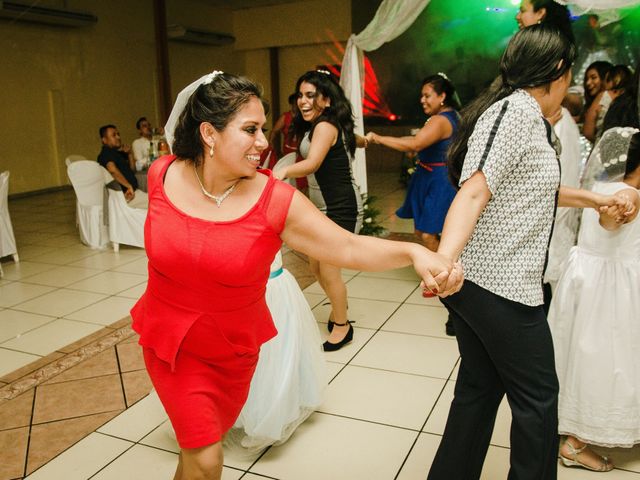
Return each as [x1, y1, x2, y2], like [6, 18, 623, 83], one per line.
[106, 187, 146, 252]
[65, 154, 87, 166]
[66, 161, 110, 249]
[0, 171, 19, 277]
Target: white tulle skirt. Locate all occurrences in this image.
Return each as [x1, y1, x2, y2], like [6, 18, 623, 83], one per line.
[549, 248, 640, 447]
[225, 260, 327, 453]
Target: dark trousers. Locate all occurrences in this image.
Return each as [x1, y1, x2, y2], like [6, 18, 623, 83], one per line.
[428, 281, 559, 480]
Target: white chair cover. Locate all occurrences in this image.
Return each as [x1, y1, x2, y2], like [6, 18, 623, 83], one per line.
[107, 189, 146, 251]
[67, 161, 110, 249]
[65, 154, 87, 166]
[0, 171, 18, 264]
[272, 152, 297, 187]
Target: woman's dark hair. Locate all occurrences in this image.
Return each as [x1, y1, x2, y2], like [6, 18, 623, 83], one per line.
[606, 64, 633, 91]
[605, 69, 640, 131]
[625, 132, 640, 177]
[447, 24, 576, 186]
[291, 70, 357, 156]
[531, 0, 575, 44]
[421, 74, 461, 111]
[172, 73, 263, 166]
[584, 61, 613, 108]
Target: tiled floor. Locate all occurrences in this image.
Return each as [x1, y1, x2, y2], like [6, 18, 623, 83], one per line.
[2, 175, 640, 479]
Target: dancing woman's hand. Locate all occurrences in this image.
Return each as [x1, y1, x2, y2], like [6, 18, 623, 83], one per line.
[412, 250, 454, 296]
[597, 193, 636, 222]
[273, 167, 287, 181]
[436, 261, 464, 298]
[365, 132, 377, 145]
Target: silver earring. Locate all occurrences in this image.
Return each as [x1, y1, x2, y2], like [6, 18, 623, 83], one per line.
[440, 101, 445, 106]
[209, 144, 214, 157]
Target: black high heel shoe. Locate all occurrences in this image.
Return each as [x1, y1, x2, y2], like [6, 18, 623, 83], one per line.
[323, 321, 353, 352]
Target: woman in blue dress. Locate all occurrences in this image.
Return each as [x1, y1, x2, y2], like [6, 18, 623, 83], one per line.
[367, 74, 460, 253]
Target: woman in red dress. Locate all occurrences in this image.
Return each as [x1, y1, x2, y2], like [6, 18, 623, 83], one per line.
[131, 71, 462, 480]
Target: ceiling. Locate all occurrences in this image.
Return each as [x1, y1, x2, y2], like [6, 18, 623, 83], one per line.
[194, 0, 302, 10]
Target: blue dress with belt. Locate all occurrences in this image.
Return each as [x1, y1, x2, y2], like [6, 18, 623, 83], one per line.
[396, 110, 459, 234]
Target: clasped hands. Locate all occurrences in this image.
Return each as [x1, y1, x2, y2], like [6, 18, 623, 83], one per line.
[599, 192, 636, 224]
[364, 132, 378, 145]
[417, 251, 464, 299]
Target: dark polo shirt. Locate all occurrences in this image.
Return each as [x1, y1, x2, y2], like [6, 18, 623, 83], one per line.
[97, 145, 138, 192]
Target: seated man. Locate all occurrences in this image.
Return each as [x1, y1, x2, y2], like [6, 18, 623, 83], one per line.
[131, 117, 152, 171]
[97, 124, 148, 209]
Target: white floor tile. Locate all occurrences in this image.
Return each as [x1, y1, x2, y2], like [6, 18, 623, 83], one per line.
[342, 276, 419, 302]
[312, 297, 400, 330]
[67, 271, 146, 295]
[24, 432, 133, 480]
[0, 318, 103, 355]
[21, 265, 102, 287]
[352, 331, 459, 379]
[396, 432, 512, 480]
[98, 391, 168, 442]
[12, 288, 107, 317]
[68, 252, 141, 270]
[90, 444, 178, 480]
[382, 303, 450, 338]
[64, 296, 137, 326]
[115, 282, 147, 299]
[358, 265, 420, 281]
[320, 326, 376, 364]
[110, 257, 148, 275]
[0, 309, 55, 343]
[0, 347, 41, 376]
[404, 287, 446, 307]
[302, 274, 354, 295]
[0, 261, 57, 281]
[326, 361, 345, 382]
[28, 245, 99, 265]
[303, 292, 325, 309]
[249, 412, 418, 480]
[319, 365, 447, 430]
[139, 420, 179, 454]
[0, 282, 56, 308]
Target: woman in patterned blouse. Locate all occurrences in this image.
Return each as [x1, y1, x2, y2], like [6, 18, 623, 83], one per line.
[427, 25, 634, 480]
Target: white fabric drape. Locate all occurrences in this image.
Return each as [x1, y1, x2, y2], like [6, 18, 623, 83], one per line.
[555, 0, 640, 25]
[340, 0, 431, 194]
[555, 0, 640, 9]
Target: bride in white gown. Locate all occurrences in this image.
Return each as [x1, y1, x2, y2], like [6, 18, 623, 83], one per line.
[549, 127, 640, 472]
[225, 250, 327, 453]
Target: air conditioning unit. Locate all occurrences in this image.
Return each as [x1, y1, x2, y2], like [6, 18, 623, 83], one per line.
[167, 24, 235, 46]
[0, 1, 97, 27]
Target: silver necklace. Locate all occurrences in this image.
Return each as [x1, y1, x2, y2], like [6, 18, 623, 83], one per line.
[193, 164, 239, 208]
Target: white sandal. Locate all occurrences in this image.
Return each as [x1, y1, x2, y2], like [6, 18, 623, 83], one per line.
[560, 438, 614, 472]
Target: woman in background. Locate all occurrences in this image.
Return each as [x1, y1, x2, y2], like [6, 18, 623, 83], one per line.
[275, 70, 367, 352]
[366, 74, 460, 254]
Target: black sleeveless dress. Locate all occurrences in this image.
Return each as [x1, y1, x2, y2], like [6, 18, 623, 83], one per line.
[301, 121, 363, 233]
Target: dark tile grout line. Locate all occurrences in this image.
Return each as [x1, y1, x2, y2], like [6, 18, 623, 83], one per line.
[1, 408, 124, 434]
[113, 344, 130, 409]
[392, 357, 460, 480]
[21, 382, 38, 478]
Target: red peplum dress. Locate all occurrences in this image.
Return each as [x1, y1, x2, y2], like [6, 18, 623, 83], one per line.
[131, 155, 295, 449]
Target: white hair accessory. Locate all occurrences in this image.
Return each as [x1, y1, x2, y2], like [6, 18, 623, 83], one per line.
[437, 72, 450, 81]
[581, 126, 639, 190]
[164, 70, 225, 151]
[316, 69, 331, 76]
[203, 70, 224, 85]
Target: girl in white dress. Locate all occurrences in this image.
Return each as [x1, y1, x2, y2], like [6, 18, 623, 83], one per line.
[225, 250, 327, 453]
[549, 127, 640, 471]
